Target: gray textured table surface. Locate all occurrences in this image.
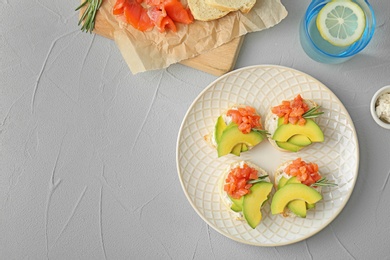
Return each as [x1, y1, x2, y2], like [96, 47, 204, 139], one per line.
[1, 0, 390, 259]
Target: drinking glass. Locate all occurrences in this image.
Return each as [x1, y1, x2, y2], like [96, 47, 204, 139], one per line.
[299, 0, 376, 64]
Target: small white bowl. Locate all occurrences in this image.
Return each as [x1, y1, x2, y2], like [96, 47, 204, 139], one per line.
[370, 85, 390, 129]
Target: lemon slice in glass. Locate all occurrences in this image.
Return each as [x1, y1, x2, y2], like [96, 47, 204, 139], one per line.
[316, 0, 366, 47]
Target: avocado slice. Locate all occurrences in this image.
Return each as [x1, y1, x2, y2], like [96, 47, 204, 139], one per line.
[272, 118, 324, 143]
[277, 177, 307, 217]
[306, 202, 315, 209]
[242, 182, 273, 229]
[214, 116, 227, 144]
[276, 141, 304, 152]
[287, 134, 312, 146]
[285, 176, 300, 185]
[230, 144, 242, 156]
[277, 176, 289, 190]
[229, 195, 244, 212]
[241, 144, 249, 152]
[279, 177, 315, 212]
[278, 176, 301, 188]
[231, 203, 241, 212]
[217, 124, 264, 157]
[284, 177, 307, 217]
[287, 199, 307, 218]
[271, 183, 322, 215]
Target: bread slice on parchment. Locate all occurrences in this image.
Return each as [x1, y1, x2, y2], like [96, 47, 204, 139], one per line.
[187, 0, 230, 21]
[205, 0, 256, 13]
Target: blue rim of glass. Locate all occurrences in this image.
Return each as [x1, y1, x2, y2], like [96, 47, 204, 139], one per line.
[303, 0, 376, 58]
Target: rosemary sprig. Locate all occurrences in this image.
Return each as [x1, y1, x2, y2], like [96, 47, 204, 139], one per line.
[311, 177, 338, 187]
[252, 129, 271, 136]
[247, 175, 269, 184]
[303, 106, 324, 119]
[76, 0, 103, 33]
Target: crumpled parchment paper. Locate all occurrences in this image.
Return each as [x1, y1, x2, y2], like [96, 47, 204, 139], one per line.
[98, 0, 288, 73]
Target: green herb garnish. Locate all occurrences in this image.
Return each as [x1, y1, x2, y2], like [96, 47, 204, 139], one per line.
[252, 129, 271, 136]
[311, 177, 337, 187]
[76, 0, 103, 33]
[247, 175, 269, 184]
[303, 106, 324, 119]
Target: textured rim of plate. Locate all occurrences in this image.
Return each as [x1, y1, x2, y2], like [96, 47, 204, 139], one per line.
[176, 65, 359, 246]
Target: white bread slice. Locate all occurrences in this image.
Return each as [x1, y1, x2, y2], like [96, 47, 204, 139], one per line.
[187, 0, 230, 21]
[205, 0, 256, 13]
[218, 161, 270, 219]
[264, 99, 318, 152]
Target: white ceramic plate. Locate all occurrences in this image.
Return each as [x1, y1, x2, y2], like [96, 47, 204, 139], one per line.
[176, 65, 359, 246]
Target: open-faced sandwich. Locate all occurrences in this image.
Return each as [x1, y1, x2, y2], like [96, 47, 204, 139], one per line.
[270, 158, 337, 218]
[219, 161, 273, 228]
[264, 94, 324, 152]
[204, 105, 267, 157]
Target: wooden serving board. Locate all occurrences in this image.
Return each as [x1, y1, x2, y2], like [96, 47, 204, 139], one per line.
[89, 1, 244, 76]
